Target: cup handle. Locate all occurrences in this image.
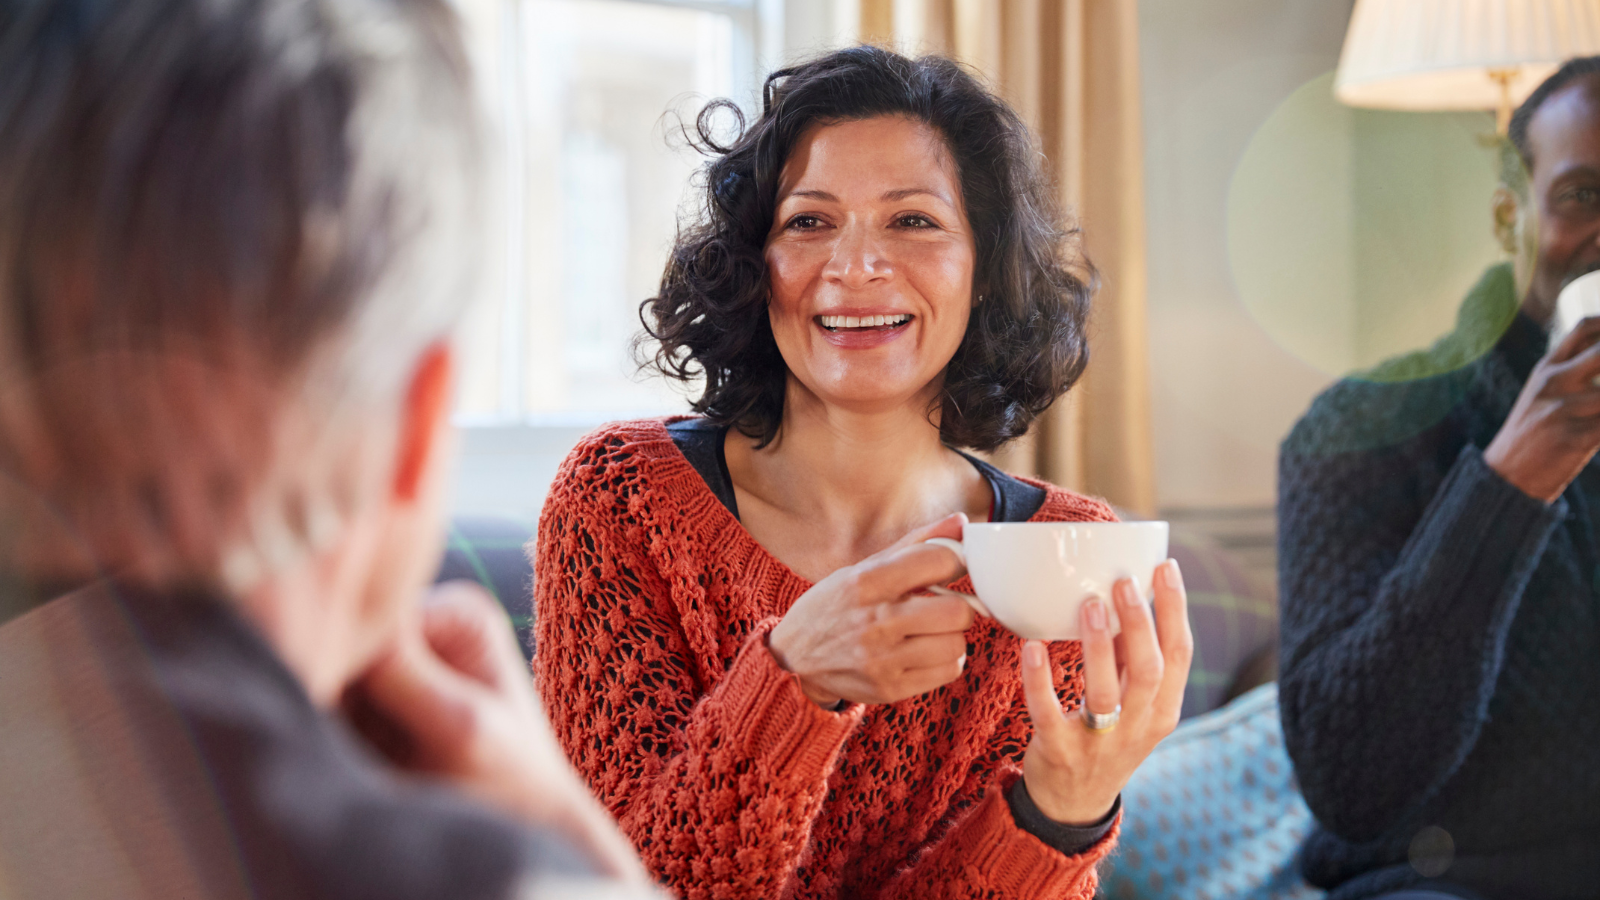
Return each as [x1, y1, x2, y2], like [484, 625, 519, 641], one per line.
[922, 538, 991, 619]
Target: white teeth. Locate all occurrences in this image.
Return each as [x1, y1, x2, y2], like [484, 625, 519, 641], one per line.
[819, 314, 912, 329]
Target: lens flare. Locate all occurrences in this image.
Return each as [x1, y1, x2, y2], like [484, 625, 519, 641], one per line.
[1227, 72, 1510, 385]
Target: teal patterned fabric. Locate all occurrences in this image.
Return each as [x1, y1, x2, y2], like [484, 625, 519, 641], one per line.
[1099, 684, 1323, 900]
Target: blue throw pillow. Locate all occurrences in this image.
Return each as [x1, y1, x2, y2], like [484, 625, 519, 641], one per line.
[1098, 683, 1323, 900]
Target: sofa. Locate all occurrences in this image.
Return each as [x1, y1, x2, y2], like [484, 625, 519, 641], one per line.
[434, 515, 1317, 899]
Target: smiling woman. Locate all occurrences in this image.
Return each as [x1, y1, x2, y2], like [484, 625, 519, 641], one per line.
[533, 45, 1193, 900]
[642, 48, 1092, 453]
[763, 116, 977, 430]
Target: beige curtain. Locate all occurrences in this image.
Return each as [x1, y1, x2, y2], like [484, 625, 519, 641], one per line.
[860, 0, 1157, 517]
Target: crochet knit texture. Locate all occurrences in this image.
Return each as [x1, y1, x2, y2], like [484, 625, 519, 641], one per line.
[533, 419, 1120, 899]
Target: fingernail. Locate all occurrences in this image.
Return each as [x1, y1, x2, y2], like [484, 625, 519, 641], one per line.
[1115, 580, 1138, 608]
[1085, 598, 1108, 632]
[1158, 558, 1180, 589]
[1023, 641, 1046, 668]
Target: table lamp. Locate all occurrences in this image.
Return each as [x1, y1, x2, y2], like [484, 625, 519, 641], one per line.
[1335, 0, 1600, 133]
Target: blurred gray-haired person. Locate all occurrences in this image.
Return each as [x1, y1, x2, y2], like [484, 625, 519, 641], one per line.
[0, 1, 650, 897]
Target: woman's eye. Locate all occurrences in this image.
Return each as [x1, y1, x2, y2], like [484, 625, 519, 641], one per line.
[895, 214, 937, 229]
[786, 214, 824, 230]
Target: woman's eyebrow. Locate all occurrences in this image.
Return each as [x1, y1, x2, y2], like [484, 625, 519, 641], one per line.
[881, 187, 950, 203]
[780, 187, 952, 204]
[783, 189, 838, 202]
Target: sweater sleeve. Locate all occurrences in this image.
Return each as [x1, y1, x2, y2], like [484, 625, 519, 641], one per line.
[870, 641, 1115, 900]
[1277, 441, 1564, 841]
[532, 437, 860, 899]
[1006, 781, 1119, 855]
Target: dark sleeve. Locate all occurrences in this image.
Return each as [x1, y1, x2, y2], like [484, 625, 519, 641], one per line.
[1276, 442, 1563, 841]
[1004, 779, 1119, 855]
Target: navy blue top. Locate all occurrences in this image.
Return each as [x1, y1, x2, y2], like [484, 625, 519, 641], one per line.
[666, 417, 1049, 524]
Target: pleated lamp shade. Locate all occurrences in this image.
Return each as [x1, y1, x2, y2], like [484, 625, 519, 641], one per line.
[1336, 0, 1600, 122]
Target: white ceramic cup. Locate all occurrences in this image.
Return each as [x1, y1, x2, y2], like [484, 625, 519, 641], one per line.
[1553, 269, 1600, 348]
[923, 521, 1169, 641]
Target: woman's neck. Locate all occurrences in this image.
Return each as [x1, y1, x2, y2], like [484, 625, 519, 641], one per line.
[723, 379, 989, 583]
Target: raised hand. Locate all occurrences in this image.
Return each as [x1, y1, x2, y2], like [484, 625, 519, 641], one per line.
[768, 513, 976, 708]
[347, 581, 649, 884]
[1484, 315, 1600, 503]
[1018, 559, 1193, 826]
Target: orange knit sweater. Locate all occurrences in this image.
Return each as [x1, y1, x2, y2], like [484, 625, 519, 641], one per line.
[532, 419, 1121, 899]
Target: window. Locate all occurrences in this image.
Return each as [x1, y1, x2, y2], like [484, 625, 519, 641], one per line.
[447, 0, 784, 519]
[454, 0, 766, 421]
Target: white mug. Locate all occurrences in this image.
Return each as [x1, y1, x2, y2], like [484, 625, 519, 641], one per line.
[1554, 269, 1600, 349]
[924, 521, 1170, 641]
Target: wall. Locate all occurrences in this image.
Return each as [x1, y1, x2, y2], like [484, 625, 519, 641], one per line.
[1139, 0, 1353, 513]
[1139, 0, 1502, 516]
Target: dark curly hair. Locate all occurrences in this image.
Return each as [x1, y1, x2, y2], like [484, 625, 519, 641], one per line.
[639, 45, 1094, 452]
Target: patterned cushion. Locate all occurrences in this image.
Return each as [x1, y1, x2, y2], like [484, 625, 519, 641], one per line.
[1166, 528, 1279, 719]
[1098, 683, 1323, 900]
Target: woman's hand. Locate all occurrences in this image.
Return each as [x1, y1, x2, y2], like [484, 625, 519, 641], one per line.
[1019, 559, 1192, 826]
[345, 581, 649, 884]
[768, 513, 975, 708]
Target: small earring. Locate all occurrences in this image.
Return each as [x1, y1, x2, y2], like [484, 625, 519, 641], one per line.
[976, 294, 986, 305]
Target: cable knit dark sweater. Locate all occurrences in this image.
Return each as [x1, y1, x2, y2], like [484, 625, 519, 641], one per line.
[1277, 264, 1600, 900]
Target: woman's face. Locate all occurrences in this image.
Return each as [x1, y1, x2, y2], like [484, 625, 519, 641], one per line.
[765, 115, 976, 417]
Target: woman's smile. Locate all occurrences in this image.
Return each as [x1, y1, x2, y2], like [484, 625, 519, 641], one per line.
[814, 309, 916, 348]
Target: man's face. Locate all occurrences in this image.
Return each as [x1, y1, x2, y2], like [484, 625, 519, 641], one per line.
[1515, 79, 1600, 319]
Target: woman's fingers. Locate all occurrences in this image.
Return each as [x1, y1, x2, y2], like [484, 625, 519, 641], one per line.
[858, 541, 968, 601]
[1111, 578, 1164, 715]
[1149, 559, 1194, 726]
[898, 657, 969, 698]
[1019, 640, 1071, 747]
[893, 593, 976, 635]
[1079, 597, 1122, 717]
[895, 631, 969, 670]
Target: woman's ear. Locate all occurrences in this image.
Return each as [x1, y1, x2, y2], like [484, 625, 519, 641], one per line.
[1492, 186, 1521, 255]
[391, 343, 455, 504]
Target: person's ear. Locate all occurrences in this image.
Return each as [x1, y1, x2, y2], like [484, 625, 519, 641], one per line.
[1492, 186, 1521, 255]
[391, 342, 454, 504]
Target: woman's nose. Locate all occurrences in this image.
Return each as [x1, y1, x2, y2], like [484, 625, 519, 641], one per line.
[821, 221, 893, 288]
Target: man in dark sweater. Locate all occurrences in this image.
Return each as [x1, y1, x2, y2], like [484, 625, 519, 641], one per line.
[1278, 59, 1600, 900]
[0, 1, 651, 897]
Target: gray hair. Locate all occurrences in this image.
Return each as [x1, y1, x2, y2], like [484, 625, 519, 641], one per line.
[0, 0, 483, 590]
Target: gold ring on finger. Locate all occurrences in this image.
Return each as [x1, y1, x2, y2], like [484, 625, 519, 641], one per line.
[1082, 704, 1121, 733]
